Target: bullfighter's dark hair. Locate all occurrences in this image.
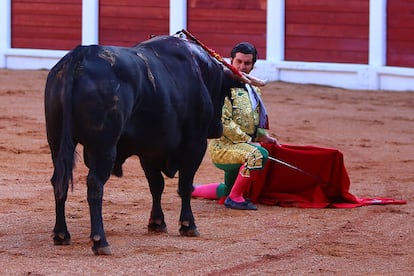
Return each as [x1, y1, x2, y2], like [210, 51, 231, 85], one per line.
[230, 42, 258, 64]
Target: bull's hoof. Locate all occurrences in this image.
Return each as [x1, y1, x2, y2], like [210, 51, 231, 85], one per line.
[52, 232, 72, 245]
[179, 221, 200, 237]
[148, 219, 167, 233]
[91, 235, 112, 255]
[92, 245, 112, 255]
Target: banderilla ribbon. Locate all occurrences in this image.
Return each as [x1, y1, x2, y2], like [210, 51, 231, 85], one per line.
[180, 29, 252, 83]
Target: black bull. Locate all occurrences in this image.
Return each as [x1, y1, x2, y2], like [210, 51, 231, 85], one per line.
[44, 35, 247, 255]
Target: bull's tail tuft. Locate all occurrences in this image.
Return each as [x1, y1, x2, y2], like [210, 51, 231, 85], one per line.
[51, 140, 76, 199]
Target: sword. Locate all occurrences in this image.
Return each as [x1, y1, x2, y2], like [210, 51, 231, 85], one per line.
[268, 156, 326, 184]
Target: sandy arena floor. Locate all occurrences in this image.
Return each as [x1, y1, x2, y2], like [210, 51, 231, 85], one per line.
[0, 69, 413, 275]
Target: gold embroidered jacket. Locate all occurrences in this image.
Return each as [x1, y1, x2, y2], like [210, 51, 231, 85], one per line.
[208, 86, 268, 168]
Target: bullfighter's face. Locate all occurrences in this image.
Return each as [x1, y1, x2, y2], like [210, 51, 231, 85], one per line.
[231, 52, 254, 74]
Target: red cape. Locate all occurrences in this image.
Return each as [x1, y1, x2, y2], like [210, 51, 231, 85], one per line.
[247, 144, 406, 208]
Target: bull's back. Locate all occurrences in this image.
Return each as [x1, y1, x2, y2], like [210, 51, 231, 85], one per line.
[46, 36, 221, 155]
[132, 36, 216, 133]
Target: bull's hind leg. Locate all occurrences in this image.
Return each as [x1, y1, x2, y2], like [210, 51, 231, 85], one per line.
[84, 147, 116, 255]
[140, 159, 167, 233]
[52, 180, 71, 246]
[49, 142, 73, 246]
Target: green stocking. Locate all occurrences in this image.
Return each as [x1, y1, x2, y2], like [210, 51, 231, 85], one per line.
[214, 163, 241, 197]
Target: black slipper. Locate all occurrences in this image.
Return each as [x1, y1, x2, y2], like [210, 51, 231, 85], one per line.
[224, 197, 257, 210]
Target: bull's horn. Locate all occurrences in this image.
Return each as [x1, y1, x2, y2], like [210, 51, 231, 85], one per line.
[239, 73, 252, 84]
[242, 72, 267, 87]
[224, 68, 251, 84]
[224, 68, 266, 87]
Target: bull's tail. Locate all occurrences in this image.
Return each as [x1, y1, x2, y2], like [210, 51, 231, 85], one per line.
[52, 134, 75, 199]
[49, 46, 85, 199]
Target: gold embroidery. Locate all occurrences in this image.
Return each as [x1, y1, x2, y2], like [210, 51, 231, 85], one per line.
[208, 86, 265, 169]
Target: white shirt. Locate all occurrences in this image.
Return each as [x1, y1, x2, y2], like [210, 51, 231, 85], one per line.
[245, 84, 258, 109]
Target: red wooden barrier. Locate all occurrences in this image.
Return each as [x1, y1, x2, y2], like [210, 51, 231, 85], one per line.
[285, 0, 369, 64]
[187, 0, 267, 59]
[12, 0, 82, 50]
[99, 0, 169, 46]
[387, 0, 414, 67]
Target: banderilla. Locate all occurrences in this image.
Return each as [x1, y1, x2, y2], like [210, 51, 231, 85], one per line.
[268, 156, 328, 185]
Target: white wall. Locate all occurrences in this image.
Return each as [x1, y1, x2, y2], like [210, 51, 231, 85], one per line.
[1, 0, 413, 92]
[0, 0, 11, 68]
[256, 0, 414, 92]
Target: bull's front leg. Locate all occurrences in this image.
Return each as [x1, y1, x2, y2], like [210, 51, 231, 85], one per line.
[148, 185, 167, 233]
[176, 140, 207, 237]
[140, 159, 167, 233]
[147, 176, 167, 233]
[178, 171, 199, 237]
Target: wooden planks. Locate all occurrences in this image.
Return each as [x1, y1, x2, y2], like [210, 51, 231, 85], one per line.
[285, 0, 369, 64]
[8, 0, 414, 69]
[99, 0, 169, 46]
[387, 0, 414, 67]
[187, 0, 267, 59]
[11, 0, 82, 50]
